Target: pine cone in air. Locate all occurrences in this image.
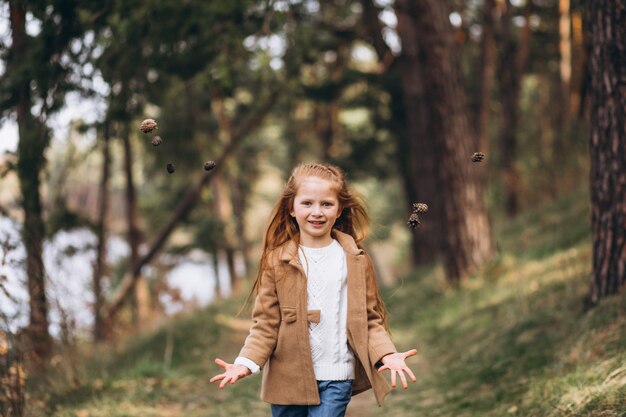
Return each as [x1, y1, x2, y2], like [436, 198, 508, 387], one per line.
[203, 160, 217, 171]
[151, 136, 163, 146]
[407, 213, 421, 229]
[471, 152, 485, 163]
[166, 163, 175, 174]
[140, 119, 158, 134]
[412, 203, 428, 214]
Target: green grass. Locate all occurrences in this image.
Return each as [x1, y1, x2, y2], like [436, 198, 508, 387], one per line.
[27, 188, 626, 417]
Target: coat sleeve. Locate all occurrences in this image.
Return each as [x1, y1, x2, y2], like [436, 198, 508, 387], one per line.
[238, 262, 281, 368]
[364, 252, 397, 365]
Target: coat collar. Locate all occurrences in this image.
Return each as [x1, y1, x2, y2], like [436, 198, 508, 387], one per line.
[278, 230, 363, 263]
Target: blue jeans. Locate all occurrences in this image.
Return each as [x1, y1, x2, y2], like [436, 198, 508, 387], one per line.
[271, 380, 353, 417]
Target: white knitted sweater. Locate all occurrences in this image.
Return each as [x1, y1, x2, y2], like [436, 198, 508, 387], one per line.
[299, 239, 355, 380]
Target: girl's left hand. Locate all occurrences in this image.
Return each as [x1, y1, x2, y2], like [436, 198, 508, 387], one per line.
[377, 349, 417, 389]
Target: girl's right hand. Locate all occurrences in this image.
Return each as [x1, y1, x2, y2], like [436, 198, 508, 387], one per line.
[209, 358, 251, 388]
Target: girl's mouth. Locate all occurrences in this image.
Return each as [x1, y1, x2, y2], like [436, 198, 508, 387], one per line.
[309, 220, 325, 226]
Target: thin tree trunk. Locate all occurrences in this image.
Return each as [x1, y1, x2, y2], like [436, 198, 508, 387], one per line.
[498, 0, 532, 217]
[10, 0, 52, 362]
[474, 0, 497, 152]
[93, 120, 111, 341]
[212, 170, 239, 291]
[228, 171, 249, 277]
[587, 0, 626, 304]
[570, 10, 585, 118]
[558, 0, 572, 129]
[121, 120, 150, 328]
[411, 0, 495, 283]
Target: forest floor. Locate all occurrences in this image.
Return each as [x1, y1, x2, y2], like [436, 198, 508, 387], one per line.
[27, 188, 626, 416]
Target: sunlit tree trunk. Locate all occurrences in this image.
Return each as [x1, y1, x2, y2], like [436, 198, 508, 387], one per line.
[10, 0, 52, 362]
[411, 0, 495, 283]
[587, 0, 626, 304]
[93, 120, 111, 341]
[558, 0, 572, 128]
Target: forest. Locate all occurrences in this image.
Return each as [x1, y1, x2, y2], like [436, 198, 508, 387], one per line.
[0, 0, 625, 416]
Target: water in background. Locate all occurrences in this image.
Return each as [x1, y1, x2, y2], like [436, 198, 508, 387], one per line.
[0, 216, 230, 336]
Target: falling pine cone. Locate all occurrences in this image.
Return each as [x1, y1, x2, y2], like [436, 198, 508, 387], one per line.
[471, 152, 485, 163]
[203, 160, 217, 171]
[407, 213, 421, 229]
[412, 203, 428, 214]
[140, 119, 158, 134]
[151, 136, 163, 146]
[166, 163, 175, 174]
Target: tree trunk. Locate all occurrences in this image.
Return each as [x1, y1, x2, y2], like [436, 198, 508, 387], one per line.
[10, 0, 52, 363]
[212, 170, 239, 292]
[93, 120, 111, 341]
[474, 0, 497, 152]
[558, 0, 572, 129]
[394, 0, 443, 265]
[121, 121, 150, 328]
[498, 0, 532, 217]
[587, 0, 626, 304]
[411, 0, 495, 283]
[229, 171, 249, 277]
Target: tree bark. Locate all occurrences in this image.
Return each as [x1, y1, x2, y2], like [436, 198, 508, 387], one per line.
[587, 0, 626, 304]
[498, 0, 532, 217]
[93, 120, 111, 341]
[10, 0, 52, 362]
[411, 0, 495, 283]
[393, 0, 443, 265]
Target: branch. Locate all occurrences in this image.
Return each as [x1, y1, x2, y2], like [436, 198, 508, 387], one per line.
[104, 89, 280, 320]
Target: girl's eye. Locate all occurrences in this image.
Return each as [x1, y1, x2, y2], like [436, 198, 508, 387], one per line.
[323, 202, 333, 207]
[302, 201, 311, 206]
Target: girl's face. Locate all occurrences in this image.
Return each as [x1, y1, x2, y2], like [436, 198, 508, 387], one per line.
[290, 176, 341, 248]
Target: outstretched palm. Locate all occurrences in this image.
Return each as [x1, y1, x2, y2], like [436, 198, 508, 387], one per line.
[377, 349, 417, 389]
[209, 358, 251, 389]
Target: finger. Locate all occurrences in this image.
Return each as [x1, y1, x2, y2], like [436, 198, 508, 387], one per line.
[209, 374, 225, 383]
[399, 370, 408, 389]
[391, 370, 397, 388]
[231, 374, 239, 384]
[405, 367, 417, 382]
[377, 365, 389, 373]
[219, 376, 232, 389]
[403, 349, 418, 358]
[215, 358, 228, 369]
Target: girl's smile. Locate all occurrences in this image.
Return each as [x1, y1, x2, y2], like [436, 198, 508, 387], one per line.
[290, 177, 341, 247]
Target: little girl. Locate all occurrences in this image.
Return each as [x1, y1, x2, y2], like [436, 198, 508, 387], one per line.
[210, 163, 416, 416]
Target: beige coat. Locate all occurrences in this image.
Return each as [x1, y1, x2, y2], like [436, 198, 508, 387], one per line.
[238, 230, 397, 406]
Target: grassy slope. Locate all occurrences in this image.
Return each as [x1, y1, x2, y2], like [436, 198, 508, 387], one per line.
[31, 189, 626, 416]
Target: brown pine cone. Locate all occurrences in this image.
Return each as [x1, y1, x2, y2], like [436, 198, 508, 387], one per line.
[140, 119, 158, 134]
[203, 160, 217, 171]
[166, 163, 175, 174]
[412, 203, 428, 214]
[407, 213, 421, 229]
[151, 136, 162, 146]
[471, 152, 485, 163]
